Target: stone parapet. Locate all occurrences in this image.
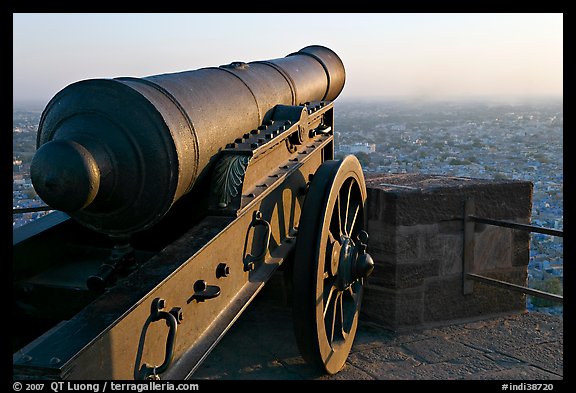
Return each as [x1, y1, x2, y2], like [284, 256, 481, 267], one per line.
[362, 173, 533, 330]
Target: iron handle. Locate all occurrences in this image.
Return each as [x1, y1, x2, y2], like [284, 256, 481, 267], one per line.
[141, 298, 178, 379]
[243, 210, 271, 271]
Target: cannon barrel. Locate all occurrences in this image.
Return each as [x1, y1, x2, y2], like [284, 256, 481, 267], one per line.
[31, 45, 345, 235]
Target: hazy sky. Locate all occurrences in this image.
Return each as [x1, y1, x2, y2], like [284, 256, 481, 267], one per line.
[13, 13, 563, 104]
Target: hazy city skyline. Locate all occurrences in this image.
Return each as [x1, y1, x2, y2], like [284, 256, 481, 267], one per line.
[13, 13, 562, 105]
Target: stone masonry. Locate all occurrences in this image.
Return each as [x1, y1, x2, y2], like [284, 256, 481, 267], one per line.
[362, 173, 533, 330]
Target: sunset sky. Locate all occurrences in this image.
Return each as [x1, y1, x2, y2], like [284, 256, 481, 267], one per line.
[13, 13, 563, 104]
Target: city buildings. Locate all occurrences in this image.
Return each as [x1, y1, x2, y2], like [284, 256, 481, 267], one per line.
[13, 98, 563, 314]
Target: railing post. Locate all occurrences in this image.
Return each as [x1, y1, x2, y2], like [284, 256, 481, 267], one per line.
[462, 198, 475, 295]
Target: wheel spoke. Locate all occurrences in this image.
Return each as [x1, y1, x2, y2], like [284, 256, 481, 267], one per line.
[347, 203, 359, 238]
[323, 286, 336, 318]
[336, 194, 343, 237]
[338, 291, 346, 339]
[329, 292, 341, 344]
[324, 233, 333, 278]
[342, 181, 353, 236]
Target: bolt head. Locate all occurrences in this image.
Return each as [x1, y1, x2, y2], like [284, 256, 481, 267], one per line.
[194, 280, 207, 292]
[216, 263, 231, 278]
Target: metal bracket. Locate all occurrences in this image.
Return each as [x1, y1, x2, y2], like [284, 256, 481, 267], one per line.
[87, 239, 136, 292]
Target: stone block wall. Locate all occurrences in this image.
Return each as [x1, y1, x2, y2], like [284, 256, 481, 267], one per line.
[362, 173, 533, 330]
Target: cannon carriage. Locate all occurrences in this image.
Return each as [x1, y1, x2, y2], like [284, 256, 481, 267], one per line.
[13, 45, 373, 380]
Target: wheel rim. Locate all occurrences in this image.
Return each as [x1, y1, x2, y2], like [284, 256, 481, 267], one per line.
[292, 155, 368, 374]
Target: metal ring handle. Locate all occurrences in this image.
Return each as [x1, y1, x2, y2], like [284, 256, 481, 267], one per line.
[142, 298, 178, 379]
[243, 210, 272, 265]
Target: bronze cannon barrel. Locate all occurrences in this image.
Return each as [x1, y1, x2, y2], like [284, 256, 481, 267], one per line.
[31, 45, 345, 235]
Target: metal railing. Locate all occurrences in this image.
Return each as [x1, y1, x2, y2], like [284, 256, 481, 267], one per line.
[462, 198, 563, 304]
[13, 205, 53, 214]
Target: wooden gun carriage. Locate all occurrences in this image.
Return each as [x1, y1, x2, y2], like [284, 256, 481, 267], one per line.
[13, 45, 374, 380]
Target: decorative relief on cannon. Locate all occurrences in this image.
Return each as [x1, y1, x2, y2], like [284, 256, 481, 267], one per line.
[212, 155, 251, 209]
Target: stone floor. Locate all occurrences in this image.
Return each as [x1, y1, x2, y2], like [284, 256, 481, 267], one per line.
[192, 281, 563, 381]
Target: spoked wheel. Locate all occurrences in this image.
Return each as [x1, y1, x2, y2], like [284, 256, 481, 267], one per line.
[293, 155, 374, 374]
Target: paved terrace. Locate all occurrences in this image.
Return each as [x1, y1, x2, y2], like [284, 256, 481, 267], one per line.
[193, 283, 563, 381]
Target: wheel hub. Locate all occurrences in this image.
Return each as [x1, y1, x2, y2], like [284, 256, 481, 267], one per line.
[335, 232, 374, 291]
[336, 237, 355, 291]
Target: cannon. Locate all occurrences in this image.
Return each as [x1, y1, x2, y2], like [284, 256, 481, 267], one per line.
[13, 45, 374, 380]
